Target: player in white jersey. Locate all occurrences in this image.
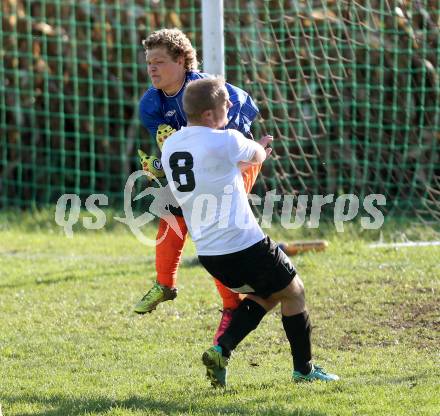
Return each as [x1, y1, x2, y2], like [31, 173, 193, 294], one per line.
[161, 78, 339, 388]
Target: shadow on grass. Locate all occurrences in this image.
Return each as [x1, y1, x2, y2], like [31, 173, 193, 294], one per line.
[4, 393, 328, 416]
[1, 261, 151, 289]
[0, 274, 86, 289]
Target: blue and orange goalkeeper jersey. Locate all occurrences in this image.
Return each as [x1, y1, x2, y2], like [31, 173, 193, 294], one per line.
[139, 71, 259, 140]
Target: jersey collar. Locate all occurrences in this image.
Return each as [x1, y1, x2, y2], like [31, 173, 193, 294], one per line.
[162, 76, 187, 98]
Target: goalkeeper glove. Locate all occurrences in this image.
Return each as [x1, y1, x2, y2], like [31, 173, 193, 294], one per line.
[138, 149, 165, 179]
[156, 124, 176, 150]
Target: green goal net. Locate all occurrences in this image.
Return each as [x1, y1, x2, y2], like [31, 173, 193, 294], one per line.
[1, 0, 439, 222]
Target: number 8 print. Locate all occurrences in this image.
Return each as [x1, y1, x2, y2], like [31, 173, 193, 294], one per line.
[169, 152, 196, 192]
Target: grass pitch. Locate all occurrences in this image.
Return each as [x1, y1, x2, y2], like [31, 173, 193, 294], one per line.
[0, 211, 439, 416]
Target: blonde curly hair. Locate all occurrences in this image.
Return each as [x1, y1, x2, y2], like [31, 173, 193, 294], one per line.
[142, 28, 199, 71]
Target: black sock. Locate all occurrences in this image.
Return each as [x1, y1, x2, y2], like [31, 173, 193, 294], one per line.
[218, 298, 267, 357]
[282, 311, 313, 375]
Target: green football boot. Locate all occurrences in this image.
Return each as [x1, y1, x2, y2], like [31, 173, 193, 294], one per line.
[292, 364, 339, 382]
[202, 345, 229, 388]
[134, 282, 178, 314]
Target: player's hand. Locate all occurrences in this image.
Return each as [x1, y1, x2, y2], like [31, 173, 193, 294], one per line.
[156, 124, 177, 150]
[258, 135, 273, 149]
[258, 135, 273, 159]
[138, 149, 165, 178]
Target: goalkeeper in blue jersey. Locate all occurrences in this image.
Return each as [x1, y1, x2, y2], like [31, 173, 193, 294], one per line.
[134, 28, 269, 345]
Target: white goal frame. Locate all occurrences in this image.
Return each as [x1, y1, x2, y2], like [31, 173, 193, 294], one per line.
[202, 0, 225, 76]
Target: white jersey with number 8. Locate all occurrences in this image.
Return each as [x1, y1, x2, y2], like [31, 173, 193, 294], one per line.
[161, 126, 264, 256]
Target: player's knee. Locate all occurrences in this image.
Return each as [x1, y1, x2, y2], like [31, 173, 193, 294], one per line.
[276, 275, 305, 301]
[247, 294, 278, 312]
[292, 275, 305, 296]
[290, 276, 305, 304]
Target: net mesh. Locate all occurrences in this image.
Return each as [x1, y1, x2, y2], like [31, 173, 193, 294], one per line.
[1, 0, 439, 221]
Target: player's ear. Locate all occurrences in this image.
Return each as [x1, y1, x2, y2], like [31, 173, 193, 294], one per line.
[201, 109, 213, 125]
[176, 54, 185, 67]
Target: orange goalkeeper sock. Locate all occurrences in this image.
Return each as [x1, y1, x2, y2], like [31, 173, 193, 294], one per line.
[155, 216, 188, 288]
[241, 163, 261, 193]
[213, 278, 243, 310]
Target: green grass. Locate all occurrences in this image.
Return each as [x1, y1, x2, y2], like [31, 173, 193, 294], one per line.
[1, 210, 439, 415]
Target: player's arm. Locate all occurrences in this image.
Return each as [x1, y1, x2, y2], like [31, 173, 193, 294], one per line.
[237, 135, 273, 171]
[225, 83, 259, 137]
[139, 90, 177, 150]
[243, 144, 266, 165]
[138, 91, 177, 181]
[227, 130, 268, 168]
[139, 90, 164, 138]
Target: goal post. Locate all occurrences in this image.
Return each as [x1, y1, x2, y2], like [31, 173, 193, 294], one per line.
[202, 0, 225, 76]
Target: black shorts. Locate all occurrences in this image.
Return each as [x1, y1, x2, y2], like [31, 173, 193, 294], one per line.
[198, 236, 296, 299]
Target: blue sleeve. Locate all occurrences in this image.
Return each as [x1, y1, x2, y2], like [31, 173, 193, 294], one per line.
[138, 89, 166, 138]
[225, 83, 259, 137]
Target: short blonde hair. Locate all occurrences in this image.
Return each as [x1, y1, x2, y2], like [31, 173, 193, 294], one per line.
[142, 28, 198, 71]
[183, 78, 227, 122]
